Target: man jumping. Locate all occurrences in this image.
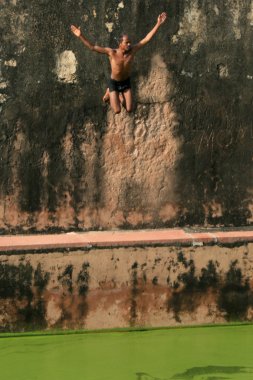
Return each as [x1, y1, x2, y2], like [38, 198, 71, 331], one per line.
[70, 12, 167, 114]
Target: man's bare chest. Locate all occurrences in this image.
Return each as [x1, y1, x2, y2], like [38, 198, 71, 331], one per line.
[110, 53, 134, 66]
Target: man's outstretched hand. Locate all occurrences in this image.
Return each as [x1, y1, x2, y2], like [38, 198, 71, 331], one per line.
[157, 12, 167, 26]
[71, 25, 81, 37]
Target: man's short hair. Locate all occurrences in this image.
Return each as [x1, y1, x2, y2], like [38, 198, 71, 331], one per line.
[119, 34, 129, 44]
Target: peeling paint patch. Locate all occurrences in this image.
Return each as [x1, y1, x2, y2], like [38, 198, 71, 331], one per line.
[61, 125, 73, 171]
[117, 1, 124, 10]
[171, 0, 206, 54]
[217, 63, 229, 79]
[0, 94, 8, 103]
[248, 202, 253, 223]
[181, 70, 193, 78]
[230, 0, 241, 40]
[83, 14, 88, 22]
[248, 1, 253, 26]
[4, 59, 17, 67]
[46, 298, 62, 326]
[213, 5, 219, 16]
[0, 82, 8, 89]
[105, 22, 114, 33]
[247, 75, 253, 80]
[93, 9, 97, 18]
[55, 50, 77, 84]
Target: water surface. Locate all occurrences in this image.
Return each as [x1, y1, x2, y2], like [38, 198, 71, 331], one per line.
[1, 325, 253, 380]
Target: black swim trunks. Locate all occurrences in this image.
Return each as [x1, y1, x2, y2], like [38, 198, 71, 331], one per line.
[109, 77, 131, 93]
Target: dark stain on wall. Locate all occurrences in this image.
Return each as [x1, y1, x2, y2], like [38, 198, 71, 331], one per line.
[77, 262, 90, 320]
[25, 263, 50, 330]
[56, 264, 74, 325]
[198, 260, 219, 290]
[168, 255, 219, 321]
[34, 263, 50, 292]
[1, 246, 253, 331]
[168, 254, 253, 322]
[169, 257, 198, 322]
[0, 262, 49, 331]
[0, 262, 33, 300]
[218, 260, 251, 321]
[130, 261, 139, 326]
[58, 264, 73, 294]
[170, 0, 253, 226]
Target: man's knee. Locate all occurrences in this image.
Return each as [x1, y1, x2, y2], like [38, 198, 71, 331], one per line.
[114, 107, 121, 114]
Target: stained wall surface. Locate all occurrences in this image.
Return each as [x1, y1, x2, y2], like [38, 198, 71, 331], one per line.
[1, 243, 253, 331]
[0, 0, 253, 232]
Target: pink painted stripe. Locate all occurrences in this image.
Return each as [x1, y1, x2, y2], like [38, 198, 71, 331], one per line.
[0, 229, 252, 252]
[188, 232, 215, 244]
[213, 231, 253, 243]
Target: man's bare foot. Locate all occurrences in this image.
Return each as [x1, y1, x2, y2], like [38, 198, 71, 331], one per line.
[103, 88, 110, 103]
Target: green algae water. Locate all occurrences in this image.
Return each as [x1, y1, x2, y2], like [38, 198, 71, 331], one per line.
[1, 325, 253, 380]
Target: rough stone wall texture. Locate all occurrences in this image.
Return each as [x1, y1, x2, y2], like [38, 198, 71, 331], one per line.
[1, 244, 253, 331]
[0, 0, 253, 232]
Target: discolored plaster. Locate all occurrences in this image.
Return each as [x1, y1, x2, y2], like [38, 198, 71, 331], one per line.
[55, 50, 78, 84]
[171, 0, 207, 54]
[247, 0, 253, 25]
[1, 243, 253, 331]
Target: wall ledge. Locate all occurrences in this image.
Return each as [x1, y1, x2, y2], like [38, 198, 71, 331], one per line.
[0, 228, 253, 253]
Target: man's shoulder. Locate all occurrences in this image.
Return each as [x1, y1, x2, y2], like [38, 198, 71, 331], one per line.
[107, 48, 117, 56]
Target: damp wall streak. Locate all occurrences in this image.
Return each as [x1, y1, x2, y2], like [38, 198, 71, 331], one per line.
[1, 243, 253, 331]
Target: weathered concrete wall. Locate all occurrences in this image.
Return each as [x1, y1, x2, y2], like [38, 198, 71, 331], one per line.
[0, 0, 253, 231]
[1, 243, 253, 331]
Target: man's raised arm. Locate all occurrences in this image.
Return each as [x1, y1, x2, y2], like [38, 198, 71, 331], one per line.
[70, 25, 112, 55]
[133, 13, 167, 52]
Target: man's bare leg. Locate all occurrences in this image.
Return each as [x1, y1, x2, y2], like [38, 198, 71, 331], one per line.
[103, 89, 125, 107]
[119, 92, 126, 108]
[103, 88, 110, 103]
[121, 89, 133, 112]
[109, 91, 121, 114]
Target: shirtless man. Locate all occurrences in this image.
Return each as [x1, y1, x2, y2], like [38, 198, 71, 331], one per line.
[70, 12, 167, 114]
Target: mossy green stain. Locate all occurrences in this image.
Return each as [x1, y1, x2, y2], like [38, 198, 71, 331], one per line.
[19, 149, 43, 213]
[77, 262, 90, 320]
[0, 262, 33, 300]
[18, 299, 48, 330]
[58, 264, 73, 293]
[130, 262, 139, 326]
[169, 260, 218, 319]
[0, 262, 50, 330]
[77, 262, 90, 296]
[199, 260, 219, 289]
[178, 260, 197, 290]
[177, 251, 189, 268]
[34, 264, 50, 292]
[219, 261, 251, 321]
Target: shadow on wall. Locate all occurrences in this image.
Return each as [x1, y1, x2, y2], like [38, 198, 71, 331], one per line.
[168, 0, 253, 226]
[0, 0, 111, 231]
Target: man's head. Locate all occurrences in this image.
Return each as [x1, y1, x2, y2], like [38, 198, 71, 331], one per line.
[119, 34, 132, 52]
